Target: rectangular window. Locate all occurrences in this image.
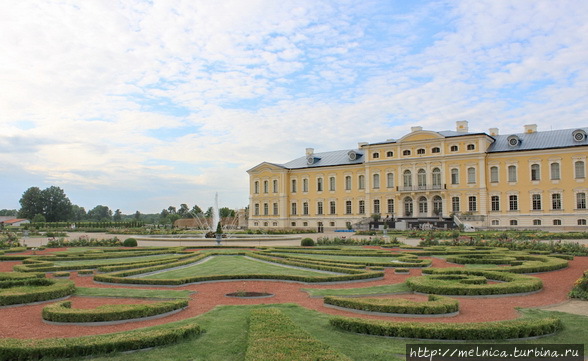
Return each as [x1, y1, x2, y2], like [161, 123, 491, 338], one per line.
[330, 201, 336, 215]
[317, 178, 323, 192]
[263, 181, 268, 193]
[263, 203, 268, 215]
[273, 203, 278, 215]
[531, 164, 540, 181]
[345, 176, 352, 190]
[575, 161, 586, 179]
[254, 181, 259, 194]
[345, 200, 352, 214]
[577, 193, 586, 209]
[387, 199, 394, 214]
[468, 196, 477, 212]
[532, 194, 542, 210]
[509, 195, 518, 211]
[552, 193, 562, 210]
[359, 200, 365, 214]
[451, 169, 459, 185]
[291, 180, 297, 193]
[303, 202, 309, 215]
[273, 180, 278, 193]
[254, 203, 259, 216]
[467, 167, 476, 184]
[373, 174, 380, 189]
[387, 173, 394, 188]
[373, 199, 380, 214]
[358, 175, 365, 190]
[291, 203, 297, 215]
[491, 196, 500, 211]
[452, 197, 460, 212]
[303, 179, 308, 192]
[317, 201, 323, 215]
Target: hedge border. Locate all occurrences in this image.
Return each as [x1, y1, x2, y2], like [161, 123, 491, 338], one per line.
[0, 279, 76, 306]
[324, 294, 459, 315]
[329, 315, 562, 340]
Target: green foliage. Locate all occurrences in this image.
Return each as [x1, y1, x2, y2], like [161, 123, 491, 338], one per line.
[245, 308, 352, 361]
[301, 237, 315, 246]
[42, 299, 188, 323]
[0, 318, 201, 360]
[330, 315, 562, 340]
[324, 294, 459, 315]
[52, 271, 70, 278]
[46, 236, 123, 247]
[569, 271, 588, 300]
[123, 237, 138, 247]
[406, 268, 543, 295]
[0, 278, 75, 306]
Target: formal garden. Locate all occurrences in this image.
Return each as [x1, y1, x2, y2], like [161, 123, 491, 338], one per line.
[0, 232, 587, 360]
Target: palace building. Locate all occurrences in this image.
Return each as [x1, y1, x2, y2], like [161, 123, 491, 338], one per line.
[247, 121, 588, 231]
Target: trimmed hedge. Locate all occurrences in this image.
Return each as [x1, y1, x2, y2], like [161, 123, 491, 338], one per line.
[245, 308, 352, 361]
[324, 294, 459, 315]
[263, 250, 431, 268]
[445, 253, 569, 273]
[0, 319, 201, 360]
[42, 299, 188, 323]
[0, 279, 75, 306]
[406, 268, 543, 296]
[330, 315, 562, 340]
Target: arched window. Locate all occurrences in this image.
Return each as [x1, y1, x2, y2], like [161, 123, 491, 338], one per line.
[508, 165, 517, 182]
[373, 199, 380, 214]
[577, 192, 586, 209]
[254, 181, 259, 194]
[490, 166, 498, 183]
[467, 144, 475, 150]
[550, 163, 560, 180]
[417, 148, 425, 155]
[417, 169, 426, 189]
[418, 196, 428, 215]
[432, 147, 440, 153]
[403, 149, 411, 156]
[452, 196, 460, 212]
[575, 161, 585, 179]
[467, 167, 476, 184]
[358, 175, 365, 189]
[273, 180, 278, 193]
[403, 170, 412, 188]
[433, 196, 442, 216]
[451, 168, 459, 184]
[404, 197, 413, 217]
[386, 151, 394, 157]
[303, 178, 309, 192]
[432, 168, 441, 188]
[316, 178, 322, 192]
[263, 180, 268, 193]
[386, 173, 394, 188]
[291, 179, 297, 193]
[345, 176, 352, 190]
[373, 152, 380, 159]
[450, 145, 458, 152]
[263, 203, 268, 215]
[373, 174, 380, 189]
[329, 176, 336, 191]
[531, 164, 540, 181]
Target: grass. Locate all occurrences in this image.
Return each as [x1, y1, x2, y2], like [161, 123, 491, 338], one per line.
[140, 255, 339, 279]
[53, 254, 176, 267]
[270, 253, 407, 264]
[41, 305, 588, 361]
[75, 287, 192, 299]
[303, 282, 411, 297]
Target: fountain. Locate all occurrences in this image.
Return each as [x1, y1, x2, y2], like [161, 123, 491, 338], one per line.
[136, 193, 300, 246]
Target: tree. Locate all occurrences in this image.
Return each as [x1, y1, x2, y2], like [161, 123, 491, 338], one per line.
[32, 213, 46, 223]
[41, 186, 73, 222]
[204, 207, 213, 218]
[167, 206, 176, 214]
[0, 209, 17, 216]
[113, 209, 122, 222]
[178, 204, 190, 218]
[18, 187, 43, 219]
[87, 205, 112, 221]
[134, 211, 141, 220]
[190, 205, 203, 216]
[219, 207, 235, 218]
[70, 205, 87, 221]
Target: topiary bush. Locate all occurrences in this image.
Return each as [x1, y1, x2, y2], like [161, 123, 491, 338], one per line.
[123, 238, 138, 247]
[301, 238, 315, 247]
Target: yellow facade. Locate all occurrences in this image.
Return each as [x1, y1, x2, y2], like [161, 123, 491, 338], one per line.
[248, 122, 588, 231]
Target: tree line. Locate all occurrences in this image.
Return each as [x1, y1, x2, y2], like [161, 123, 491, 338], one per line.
[14, 186, 238, 225]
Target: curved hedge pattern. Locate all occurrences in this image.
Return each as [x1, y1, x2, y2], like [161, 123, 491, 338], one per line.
[42, 299, 188, 323]
[0, 279, 75, 306]
[406, 268, 543, 296]
[330, 315, 562, 340]
[324, 294, 459, 315]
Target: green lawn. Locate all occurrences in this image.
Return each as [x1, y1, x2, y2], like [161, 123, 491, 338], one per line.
[53, 254, 177, 267]
[139, 255, 342, 279]
[75, 287, 192, 299]
[303, 282, 412, 297]
[50, 305, 588, 361]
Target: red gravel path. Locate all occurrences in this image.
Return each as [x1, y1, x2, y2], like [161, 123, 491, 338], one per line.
[1, 252, 587, 339]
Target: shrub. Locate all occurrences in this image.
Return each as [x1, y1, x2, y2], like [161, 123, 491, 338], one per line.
[52, 272, 70, 278]
[301, 238, 315, 247]
[330, 315, 562, 340]
[324, 294, 459, 315]
[42, 299, 188, 323]
[0, 279, 75, 306]
[569, 271, 588, 300]
[123, 238, 138, 247]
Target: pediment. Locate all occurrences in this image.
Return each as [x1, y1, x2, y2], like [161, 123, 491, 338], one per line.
[397, 130, 445, 143]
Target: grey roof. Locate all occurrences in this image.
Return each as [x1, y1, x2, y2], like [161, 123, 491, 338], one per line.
[281, 149, 365, 169]
[488, 127, 588, 153]
[370, 130, 487, 145]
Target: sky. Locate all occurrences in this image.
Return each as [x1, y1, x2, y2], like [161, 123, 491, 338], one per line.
[1, 0, 587, 214]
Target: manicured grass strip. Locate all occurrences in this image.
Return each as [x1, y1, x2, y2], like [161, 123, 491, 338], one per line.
[245, 308, 352, 361]
[324, 294, 459, 315]
[303, 282, 411, 297]
[0, 279, 75, 306]
[407, 268, 543, 295]
[42, 299, 188, 323]
[75, 287, 192, 299]
[0, 318, 202, 360]
[330, 315, 562, 340]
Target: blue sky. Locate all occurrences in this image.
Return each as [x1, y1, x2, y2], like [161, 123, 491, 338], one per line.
[1, 0, 587, 214]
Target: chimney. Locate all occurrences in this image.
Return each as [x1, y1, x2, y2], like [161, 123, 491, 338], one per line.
[489, 128, 499, 136]
[456, 120, 469, 133]
[411, 126, 423, 132]
[305, 148, 314, 156]
[524, 124, 537, 133]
